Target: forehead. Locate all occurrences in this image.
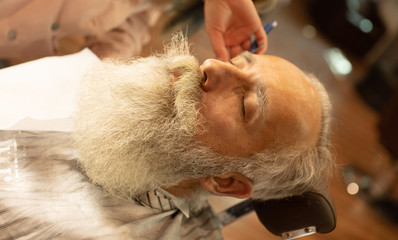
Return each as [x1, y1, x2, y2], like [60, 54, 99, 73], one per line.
[247, 54, 321, 151]
[251, 54, 307, 82]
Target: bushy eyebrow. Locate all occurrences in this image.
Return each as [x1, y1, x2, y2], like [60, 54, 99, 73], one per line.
[241, 51, 254, 64]
[230, 51, 255, 66]
[257, 84, 267, 115]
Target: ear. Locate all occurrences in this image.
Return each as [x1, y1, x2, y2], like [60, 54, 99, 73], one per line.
[200, 172, 253, 198]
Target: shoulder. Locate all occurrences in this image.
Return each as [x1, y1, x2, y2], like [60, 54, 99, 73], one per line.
[0, 131, 147, 239]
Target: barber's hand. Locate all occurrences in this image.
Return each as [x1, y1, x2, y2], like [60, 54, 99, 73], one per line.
[204, 0, 267, 61]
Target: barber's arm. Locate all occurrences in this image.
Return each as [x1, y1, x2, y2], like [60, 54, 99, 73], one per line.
[86, 9, 160, 60]
[0, 0, 160, 64]
[204, 0, 268, 61]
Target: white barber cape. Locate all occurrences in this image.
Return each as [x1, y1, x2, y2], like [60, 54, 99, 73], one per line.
[0, 50, 223, 239]
[0, 131, 223, 239]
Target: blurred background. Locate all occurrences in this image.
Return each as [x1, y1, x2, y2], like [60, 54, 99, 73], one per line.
[142, 0, 398, 239]
[1, 0, 397, 239]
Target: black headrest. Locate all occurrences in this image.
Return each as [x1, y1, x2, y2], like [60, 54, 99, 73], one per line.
[252, 190, 336, 237]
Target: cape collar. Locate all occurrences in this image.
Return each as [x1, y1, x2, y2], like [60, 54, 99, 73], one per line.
[135, 188, 191, 218]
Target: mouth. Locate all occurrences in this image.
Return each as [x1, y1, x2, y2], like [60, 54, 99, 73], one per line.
[171, 71, 181, 82]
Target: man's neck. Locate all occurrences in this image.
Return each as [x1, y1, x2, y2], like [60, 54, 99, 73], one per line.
[163, 179, 202, 197]
[162, 179, 212, 213]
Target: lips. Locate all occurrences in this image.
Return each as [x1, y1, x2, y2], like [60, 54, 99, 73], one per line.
[171, 71, 181, 82]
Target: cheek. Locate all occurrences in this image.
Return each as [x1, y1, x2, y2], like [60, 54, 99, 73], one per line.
[198, 95, 239, 139]
[200, 104, 232, 136]
[263, 100, 305, 149]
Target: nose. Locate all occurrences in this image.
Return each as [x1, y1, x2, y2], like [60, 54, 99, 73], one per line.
[200, 59, 248, 92]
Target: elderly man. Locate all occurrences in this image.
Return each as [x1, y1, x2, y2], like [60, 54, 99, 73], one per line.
[0, 33, 332, 239]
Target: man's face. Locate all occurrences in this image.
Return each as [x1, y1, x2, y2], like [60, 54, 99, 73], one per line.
[75, 35, 326, 202]
[197, 52, 322, 157]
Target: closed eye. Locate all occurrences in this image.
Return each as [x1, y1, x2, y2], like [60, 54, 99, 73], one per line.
[231, 59, 246, 118]
[241, 94, 246, 118]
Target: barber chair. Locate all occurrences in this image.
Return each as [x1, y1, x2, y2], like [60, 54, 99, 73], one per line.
[218, 186, 336, 239]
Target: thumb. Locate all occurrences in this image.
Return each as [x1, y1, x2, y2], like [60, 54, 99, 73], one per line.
[253, 27, 268, 54]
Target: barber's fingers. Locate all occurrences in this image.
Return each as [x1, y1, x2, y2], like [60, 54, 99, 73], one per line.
[229, 45, 242, 58]
[229, 39, 251, 58]
[253, 28, 268, 55]
[241, 39, 251, 51]
[207, 30, 229, 62]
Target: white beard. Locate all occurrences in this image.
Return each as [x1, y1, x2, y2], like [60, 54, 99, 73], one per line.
[73, 33, 207, 197]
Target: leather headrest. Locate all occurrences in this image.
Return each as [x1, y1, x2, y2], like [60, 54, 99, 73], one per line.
[252, 186, 336, 236]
